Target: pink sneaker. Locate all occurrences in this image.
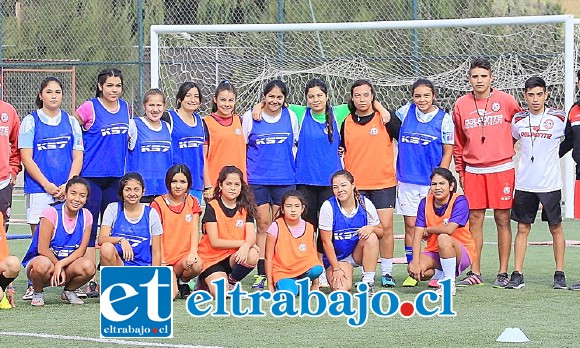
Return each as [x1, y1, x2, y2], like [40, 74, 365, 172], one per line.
[427, 278, 439, 288]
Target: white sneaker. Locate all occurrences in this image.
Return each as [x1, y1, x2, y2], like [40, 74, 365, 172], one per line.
[319, 272, 330, 288]
[61, 289, 84, 305]
[22, 286, 34, 301]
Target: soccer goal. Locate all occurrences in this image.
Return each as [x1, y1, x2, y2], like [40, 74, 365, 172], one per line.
[151, 15, 578, 217]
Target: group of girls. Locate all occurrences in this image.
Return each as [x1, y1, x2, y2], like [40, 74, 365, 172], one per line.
[7, 66, 476, 306]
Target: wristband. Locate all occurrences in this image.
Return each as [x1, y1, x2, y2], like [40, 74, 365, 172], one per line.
[204, 185, 213, 191]
[118, 237, 125, 244]
[332, 268, 342, 272]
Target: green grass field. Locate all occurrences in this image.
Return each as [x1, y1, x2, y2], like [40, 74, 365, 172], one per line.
[2, 194, 580, 347]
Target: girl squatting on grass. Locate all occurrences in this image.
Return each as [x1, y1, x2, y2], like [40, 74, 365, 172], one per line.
[265, 190, 323, 295]
[151, 164, 203, 299]
[408, 168, 476, 296]
[98, 172, 163, 267]
[197, 165, 259, 298]
[21, 176, 95, 306]
[319, 170, 383, 294]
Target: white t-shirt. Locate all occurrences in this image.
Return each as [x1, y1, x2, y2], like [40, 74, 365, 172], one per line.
[511, 108, 566, 192]
[318, 197, 380, 231]
[102, 202, 163, 237]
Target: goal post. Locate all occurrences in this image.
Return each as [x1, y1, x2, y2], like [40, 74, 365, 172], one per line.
[151, 15, 578, 218]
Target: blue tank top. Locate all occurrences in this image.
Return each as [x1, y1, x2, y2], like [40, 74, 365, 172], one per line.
[127, 117, 172, 196]
[322, 196, 368, 268]
[81, 98, 130, 177]
[24, 111, 74, 194]
[396, 104, 445, 185]
[111, 203, 153, 266]
[22, 203, 86, 267]
[168, 110, 205, 192]
[246, 108, 295, 185]
[295, 108, 342, 186]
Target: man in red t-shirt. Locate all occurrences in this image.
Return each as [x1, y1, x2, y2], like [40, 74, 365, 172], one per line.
[452, 58, 521, 288]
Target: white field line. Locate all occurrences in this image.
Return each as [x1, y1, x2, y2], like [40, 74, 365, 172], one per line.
[0, 331, 224, 348]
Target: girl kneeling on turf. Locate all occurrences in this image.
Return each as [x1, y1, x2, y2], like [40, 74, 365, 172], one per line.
[22, 176, 95, 306]
[319, 170, 383, 293]
[151, 164, 203, 299]
[99, 172, 162, 267]
[265, 190, 323, 295]
[198, 165, 258, 298]
[408, 168, 476, 295]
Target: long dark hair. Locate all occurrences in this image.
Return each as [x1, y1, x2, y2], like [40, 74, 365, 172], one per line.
[348, 79, 376, 117]
[175, 81, 203, 109]
[274, 189, 307, 220]
[211, 80, 238, 114]
[35, 77, 64, 109]
[305, 79, 333, 143]
[214, 165, 257, 217]
[95, 68, 123, 98]
[330, 169, 365, 212]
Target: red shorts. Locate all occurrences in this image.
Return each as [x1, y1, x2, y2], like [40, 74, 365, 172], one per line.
[575, 180, 580, 219]
[463, 169, 514, 210]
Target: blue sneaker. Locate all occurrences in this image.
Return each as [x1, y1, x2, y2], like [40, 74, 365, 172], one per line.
[381, 274, 396, 287]
[251, 275, 267, 289]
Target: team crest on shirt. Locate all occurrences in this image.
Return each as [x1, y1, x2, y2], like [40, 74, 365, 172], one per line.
[370, 127, 378, 135]
[185, 214, 192, 222]
[235, 128, 242, 135]
[443, 219, 449, 225]
[1, 113, 8, 123]
[235, 219, 244, 228]
[298, 243, 307, 252]
[491, 102, 501, 112]
[543, 119, 554, 130]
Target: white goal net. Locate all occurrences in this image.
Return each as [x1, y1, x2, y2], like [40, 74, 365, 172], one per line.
[151, 15, 578, 217]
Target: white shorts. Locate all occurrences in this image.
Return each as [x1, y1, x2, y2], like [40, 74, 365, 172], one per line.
[338, 254, 360, 267]
[396, 182, 430, 216]
[25, 193, 56, 224]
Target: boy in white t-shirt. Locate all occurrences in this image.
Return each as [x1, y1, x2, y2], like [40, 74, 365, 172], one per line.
[508, 76, 566, 290]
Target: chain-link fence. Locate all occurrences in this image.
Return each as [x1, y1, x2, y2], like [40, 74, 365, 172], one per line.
[0, 0, 574, 118]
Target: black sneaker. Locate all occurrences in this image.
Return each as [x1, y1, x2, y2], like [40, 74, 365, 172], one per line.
[493, 272, 510, 288]
[178, 283, 191, 299]
[85, 281, 100, 298]
[553, 271, 567, 289]
[569, 280, 580, 291]
[505, 271, 525, 289]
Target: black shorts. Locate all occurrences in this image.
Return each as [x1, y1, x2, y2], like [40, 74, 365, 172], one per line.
[250, 184, 295, 206]
[511, 189, 562, 225]
[359, 187, 396, 210]
[199, 255, 233, 281]
[0, 185, 12, 223]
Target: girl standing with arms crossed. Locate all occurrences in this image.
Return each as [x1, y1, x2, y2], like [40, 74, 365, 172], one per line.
[319, 170, 382, 293]
[203, 81, 246, 199]
[151, 164, 203, 299]
[128, 88, 172, 203]
[19, 77, 84, 299]
[396, 79, 454, 287]
[164, 82, 208, 203]
[408, 168, 475, 296]
[341, 79, 399, 287]
[22, 177, 95, 306]
[265, 190, 323, 295]
[98, 172, 163, 267]
[243, 80, 300, 289]
[198, 165, 258, 298]
[75, 68, 131, 296]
